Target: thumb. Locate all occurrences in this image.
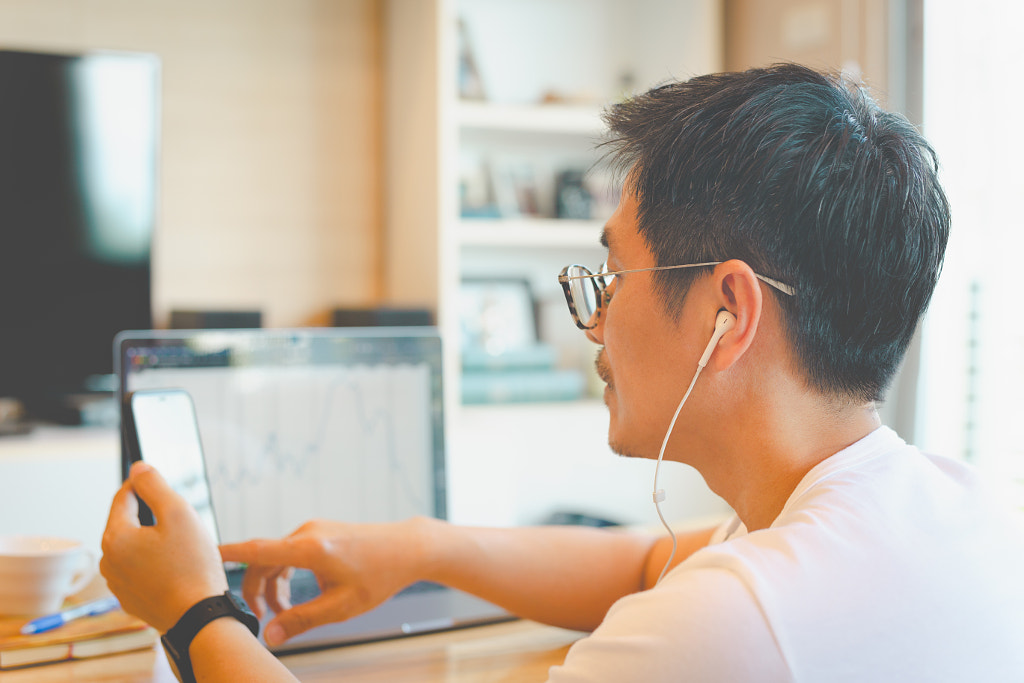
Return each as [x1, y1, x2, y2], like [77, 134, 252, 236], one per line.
[264, 598, 339, 647]
[104, 478, 141, 535]
[128, 461, 182, 520]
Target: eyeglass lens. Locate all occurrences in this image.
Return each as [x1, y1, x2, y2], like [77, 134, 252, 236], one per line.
[565, 265, 602, 328]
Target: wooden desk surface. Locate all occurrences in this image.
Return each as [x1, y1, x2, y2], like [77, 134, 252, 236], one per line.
[1, 620, 584, 682]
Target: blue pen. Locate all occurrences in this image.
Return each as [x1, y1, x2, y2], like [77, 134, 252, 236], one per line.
[19, 596, 121, 635]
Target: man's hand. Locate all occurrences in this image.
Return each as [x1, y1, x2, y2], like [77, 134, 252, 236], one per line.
[100, 461, 229, 633]
[219, 517, 435, 647]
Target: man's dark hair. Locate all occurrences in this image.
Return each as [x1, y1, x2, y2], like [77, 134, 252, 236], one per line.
[601, 63, 951, 403]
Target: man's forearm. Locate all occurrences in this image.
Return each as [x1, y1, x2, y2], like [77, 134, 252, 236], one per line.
[419, 520, 663, 631]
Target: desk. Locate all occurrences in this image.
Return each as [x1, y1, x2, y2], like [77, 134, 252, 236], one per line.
[1, 620, 584, 682]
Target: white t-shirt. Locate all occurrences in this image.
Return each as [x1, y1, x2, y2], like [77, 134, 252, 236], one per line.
[547, 426, 1024, 682]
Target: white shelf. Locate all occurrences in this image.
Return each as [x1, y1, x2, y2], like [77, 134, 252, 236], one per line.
[457, 101, 605, 136]
[458, 218, 604, 248]
[459, 398, 608, 416]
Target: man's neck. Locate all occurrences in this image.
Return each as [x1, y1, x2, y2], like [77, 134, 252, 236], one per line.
[704, 401, 882, 532]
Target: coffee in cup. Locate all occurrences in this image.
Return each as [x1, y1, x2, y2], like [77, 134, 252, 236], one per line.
[0, 536, 97, 616]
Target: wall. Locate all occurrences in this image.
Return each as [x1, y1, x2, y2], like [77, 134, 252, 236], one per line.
[723, 0, 930, 441]
[0, 0, 382, 327]
[725, 0, 890, 103]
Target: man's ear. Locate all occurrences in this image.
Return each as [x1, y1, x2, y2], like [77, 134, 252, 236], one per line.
[706, 260, 762, 370]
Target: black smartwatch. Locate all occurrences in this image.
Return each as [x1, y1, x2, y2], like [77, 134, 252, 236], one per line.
[161, 591, 260, 683]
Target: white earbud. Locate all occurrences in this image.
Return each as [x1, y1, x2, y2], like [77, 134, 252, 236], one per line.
[698, 310, 736, 367]
[652, 309, 739, 586]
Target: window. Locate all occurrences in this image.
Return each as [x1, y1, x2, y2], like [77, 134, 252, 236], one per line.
[917, 0, 1024, 504]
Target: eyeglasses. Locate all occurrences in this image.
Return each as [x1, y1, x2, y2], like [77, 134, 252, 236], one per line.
[557, 261, 796, 330]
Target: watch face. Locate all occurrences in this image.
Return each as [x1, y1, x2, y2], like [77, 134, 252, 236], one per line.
[226, 590, 253, 615]
[223, 591, 260, 637]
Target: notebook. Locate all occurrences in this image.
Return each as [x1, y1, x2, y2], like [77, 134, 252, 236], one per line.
[114, 328, 511, 654]
[0, 606, 156, 669]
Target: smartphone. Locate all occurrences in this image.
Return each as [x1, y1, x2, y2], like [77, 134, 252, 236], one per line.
[121, 388, 220, 544]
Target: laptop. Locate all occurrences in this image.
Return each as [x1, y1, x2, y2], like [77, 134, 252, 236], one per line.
[114, 327, 512, 654]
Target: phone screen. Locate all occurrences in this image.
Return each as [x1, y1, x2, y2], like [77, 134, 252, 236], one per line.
[126, 389, 220, 545]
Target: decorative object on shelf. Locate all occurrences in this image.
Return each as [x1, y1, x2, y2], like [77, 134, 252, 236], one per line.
[555, 169, 593, 220]
[490, 161, 541, 218]
[511, 166, 541, 217]
[461, 340, 585, 405]
[539, 90, 601, 107]
[459, 158, 501, 219]
[457, 19, 486, 101]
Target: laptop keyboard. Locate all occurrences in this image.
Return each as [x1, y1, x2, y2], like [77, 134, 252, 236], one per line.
[401, 580, 445, 596]
[290, 569, 321, 604]
[227, 567, 444, 608]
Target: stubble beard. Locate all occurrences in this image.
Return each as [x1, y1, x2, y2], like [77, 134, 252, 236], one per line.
[596, 349, 644, 459]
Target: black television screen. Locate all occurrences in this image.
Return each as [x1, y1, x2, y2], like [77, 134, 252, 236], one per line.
[0, 49, 159, 423]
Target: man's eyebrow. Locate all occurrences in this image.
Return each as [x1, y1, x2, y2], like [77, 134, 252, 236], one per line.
[600, 226, 612, 249]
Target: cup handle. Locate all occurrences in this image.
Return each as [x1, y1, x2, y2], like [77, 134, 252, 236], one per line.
[67, 549, 99, 596]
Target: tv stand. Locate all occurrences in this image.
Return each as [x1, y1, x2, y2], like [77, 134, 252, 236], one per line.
[17, 392, 119, 429]
[0, 419, 32, 437]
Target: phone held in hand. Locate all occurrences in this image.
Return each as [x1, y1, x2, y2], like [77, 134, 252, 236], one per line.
[121, 389, 221, 543]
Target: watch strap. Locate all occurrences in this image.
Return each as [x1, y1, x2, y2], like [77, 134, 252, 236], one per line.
[161, 591, 260, 683]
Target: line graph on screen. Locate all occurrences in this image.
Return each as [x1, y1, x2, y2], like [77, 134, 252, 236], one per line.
[128, 363, 436, 544]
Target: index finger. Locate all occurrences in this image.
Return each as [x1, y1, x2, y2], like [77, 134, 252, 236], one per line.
[220, 538, 311, 568]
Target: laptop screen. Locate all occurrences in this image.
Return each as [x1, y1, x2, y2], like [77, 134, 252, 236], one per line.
[115, 328, 446, 545]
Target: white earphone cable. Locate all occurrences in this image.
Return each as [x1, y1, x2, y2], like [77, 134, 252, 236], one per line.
[652, 363, 703, 586]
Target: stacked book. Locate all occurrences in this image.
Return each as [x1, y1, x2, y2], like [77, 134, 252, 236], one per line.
[461, 344, 585, 404]
[0, 601, 156, 670]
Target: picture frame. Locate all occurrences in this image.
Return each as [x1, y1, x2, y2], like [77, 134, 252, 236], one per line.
[459, 278, 538, 355]
[489, 161, 542, 218]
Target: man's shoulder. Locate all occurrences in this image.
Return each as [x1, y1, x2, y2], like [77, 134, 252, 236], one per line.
[681, 439, 1024, 585]
[668, 440, 1024, 681]
[547, 565, 788, 683]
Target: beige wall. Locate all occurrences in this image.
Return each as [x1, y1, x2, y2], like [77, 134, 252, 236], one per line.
[0, 0, 382, 327]
[725, 0, 890, 105]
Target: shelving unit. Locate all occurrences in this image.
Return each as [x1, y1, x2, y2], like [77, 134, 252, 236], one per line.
[383, 0, 730, 527]
[456, 101, 605, 135]
[458, 218, 603, 249]
[383, 0, 726, 381]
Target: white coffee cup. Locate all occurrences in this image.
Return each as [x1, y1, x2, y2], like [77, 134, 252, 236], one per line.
[0, 536, 97, 616]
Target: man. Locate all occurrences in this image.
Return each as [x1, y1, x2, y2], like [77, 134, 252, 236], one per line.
[101, 64, 1024, 681]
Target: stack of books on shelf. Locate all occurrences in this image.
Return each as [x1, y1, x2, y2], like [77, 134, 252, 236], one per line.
[461, 343, 585, 404]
